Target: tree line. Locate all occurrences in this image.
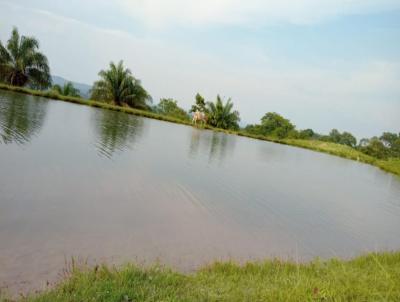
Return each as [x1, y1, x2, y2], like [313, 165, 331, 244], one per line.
[0, 27, 398, 160]
[244, 113, 400, 159]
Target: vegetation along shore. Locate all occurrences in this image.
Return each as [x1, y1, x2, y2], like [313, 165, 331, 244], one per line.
[1, 22, 400, 302]
[1, 27, 399, 176]
[1, 252, 398, 301]
[1, 83, 399, 177]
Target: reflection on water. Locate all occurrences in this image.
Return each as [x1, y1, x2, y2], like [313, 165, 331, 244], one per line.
[0, 91, 47, 145]
[0, 90, 400, 295]
[189, 129, 235, 163]
[91, 108, 144, 158]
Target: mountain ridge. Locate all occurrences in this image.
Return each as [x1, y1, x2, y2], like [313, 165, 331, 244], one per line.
[52, 75, 92, 98]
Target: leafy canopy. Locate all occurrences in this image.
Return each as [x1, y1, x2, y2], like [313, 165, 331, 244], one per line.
[244, 112, 296, 139]
[190, 93, 207, 113]
[358, 132, 400, 159]
[206, 95, 240, 130]
[91, 60, 151, 109]
[298, 128, 315, 139]
[154, 98, 190, 121]
[0, 27, 51, 89]
[260, 112, 295, 138]
[320, 129, 357, 147]
[52, 82, 80, 97]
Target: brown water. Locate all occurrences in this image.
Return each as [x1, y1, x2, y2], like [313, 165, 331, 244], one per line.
[1, 90, 400, 294]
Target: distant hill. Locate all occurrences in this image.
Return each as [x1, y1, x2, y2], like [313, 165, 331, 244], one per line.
[52, 76, 92, 99]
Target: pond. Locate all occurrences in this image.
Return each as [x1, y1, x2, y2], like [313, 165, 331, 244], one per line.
[1, 90, 400, 293]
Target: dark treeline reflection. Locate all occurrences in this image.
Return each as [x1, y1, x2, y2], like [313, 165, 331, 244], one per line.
[91, 108, 144, 158]
[189, 129, 236, 163]
[0, 91, 48, 145]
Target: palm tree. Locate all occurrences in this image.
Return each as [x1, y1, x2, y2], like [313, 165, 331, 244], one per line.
[90, 61, 151, 109]
[52, 82, 80, 97]
[0, 27, 51, 89]
[206, 95, 240, 130]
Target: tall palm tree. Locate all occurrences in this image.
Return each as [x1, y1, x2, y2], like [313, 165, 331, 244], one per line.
[90, 61, 151, 109]
[206, 95, 240, 130]
[0, 27, 51, 89]
[52, 82, 80, 97]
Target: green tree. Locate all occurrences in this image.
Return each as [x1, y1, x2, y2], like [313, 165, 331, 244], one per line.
[391, 138, 400, 158]
[379, 132, 400, 157]
[260, 112, 295, 138]
[358, 138, 370, 147]
[154, 98, 190, 121]
[298, 128, 315, 139]
[52, 82, 80, 97]
[0, 27, 51, 89]
[206, 95, 240, 130]
[91, 61, 151, 109]
[357, 132, 400, 159]
[244, 124, 263, 135]
[324, 129, 357, 147]
[190, 93, 207, 113]
[358, 137, 389, 159]
[328, 129, 341, 143]
[380, 132, 398, 148]
[339, 131, 357, 147]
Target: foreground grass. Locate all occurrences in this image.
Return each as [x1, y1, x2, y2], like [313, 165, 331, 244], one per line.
[1, 83, 399, 176]
[8, 252, 399, 301]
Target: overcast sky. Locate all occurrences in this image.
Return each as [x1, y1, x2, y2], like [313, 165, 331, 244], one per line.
[0, 0, 399, 138]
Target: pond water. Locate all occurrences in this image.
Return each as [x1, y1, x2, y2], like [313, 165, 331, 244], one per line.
[1, 90, 400, 294]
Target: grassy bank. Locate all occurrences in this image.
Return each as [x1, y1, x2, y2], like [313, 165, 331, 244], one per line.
[1, 83, 399, 176]
[235, 133, 400, 176]
[6, 252, 398, 301]
[277, 139, 400, 176]
[0, 84, 194, 127]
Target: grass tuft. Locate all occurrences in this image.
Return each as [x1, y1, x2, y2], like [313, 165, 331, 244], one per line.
[8, 252, 400, 301]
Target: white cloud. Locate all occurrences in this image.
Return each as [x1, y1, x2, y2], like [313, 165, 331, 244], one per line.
[118, 0, 400, 28]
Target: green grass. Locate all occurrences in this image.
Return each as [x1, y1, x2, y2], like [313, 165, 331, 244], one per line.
[376, 158, 400, 176]
[1, 85, 400, 301]
[1, 83, 399, 176]
[235, 132, 400, 176]
[4, 252, 398, 302]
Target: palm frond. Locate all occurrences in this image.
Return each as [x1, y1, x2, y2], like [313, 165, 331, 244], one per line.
[1, 27, 50, 88]
[7, 27, 20, 60]
[91, 60, 150, 109]
[0, 41, 12, 64]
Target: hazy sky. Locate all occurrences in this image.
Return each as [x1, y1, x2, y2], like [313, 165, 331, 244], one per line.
[0, 0, 399, 138]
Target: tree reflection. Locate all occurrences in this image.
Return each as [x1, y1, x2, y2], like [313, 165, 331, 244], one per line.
[189, 129, 235, 163]
[92, 109, 144, 158]
[0, 91, 48, 145]
[188, 129, 201, 157]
